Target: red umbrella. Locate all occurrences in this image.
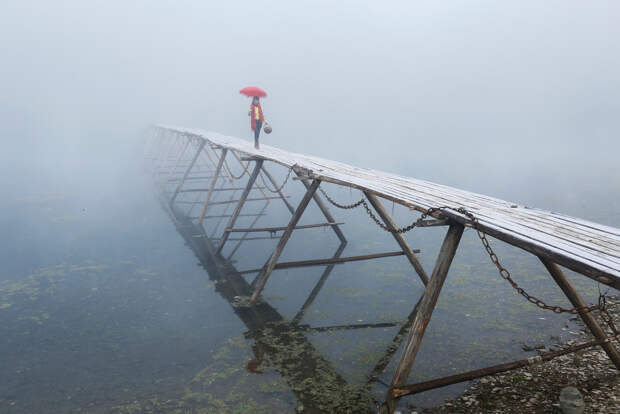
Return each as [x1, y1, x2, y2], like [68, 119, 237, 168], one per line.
[240, 86, 267, 98]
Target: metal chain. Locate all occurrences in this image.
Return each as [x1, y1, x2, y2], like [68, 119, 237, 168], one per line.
[318, 186, 442, 233]
[318, 187, 364, 209]
[454, 207, 609, 316]
[224, 159, 247, 180]
[260, 168, 293, 194]
[318, 186, 618, 326]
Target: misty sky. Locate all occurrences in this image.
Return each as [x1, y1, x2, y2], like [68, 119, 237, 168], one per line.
[1, 1, 618, 216]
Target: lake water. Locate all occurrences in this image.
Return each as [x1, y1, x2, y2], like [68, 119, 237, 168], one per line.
[0, 136, 614, 413]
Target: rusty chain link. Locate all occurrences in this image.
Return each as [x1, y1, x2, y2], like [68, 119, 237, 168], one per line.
[224, 159, 247, 180]
[318, 187, 365, 209]
[260, 168, 293, 194]
[318, 186, 618, 330]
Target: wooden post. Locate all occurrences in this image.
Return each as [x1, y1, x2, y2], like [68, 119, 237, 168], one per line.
[296, 172, 347, 244]
[261, 166, 296, 214]
[383, 223, 464, 413]
[364, 191, 430, 286]
[197, 148, 228, 225]
[216, 160, 264, 253]
[169, 140, 206, 205]
[539, 257, 620, 369]
[250, 179, 321, 304]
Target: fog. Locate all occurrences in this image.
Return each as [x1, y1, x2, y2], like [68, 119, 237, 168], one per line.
[1, 2, 619, 411]
[1, 0, 619, 214]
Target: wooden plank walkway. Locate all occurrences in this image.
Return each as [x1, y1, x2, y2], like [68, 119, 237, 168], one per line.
[158, 125, 620, 288]
[157, 125, 619, 287]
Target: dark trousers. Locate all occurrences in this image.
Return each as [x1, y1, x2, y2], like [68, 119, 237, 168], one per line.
[254, 120, 262, 147]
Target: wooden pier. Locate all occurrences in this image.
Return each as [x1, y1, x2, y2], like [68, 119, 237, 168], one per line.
[145, 125, 620, 413]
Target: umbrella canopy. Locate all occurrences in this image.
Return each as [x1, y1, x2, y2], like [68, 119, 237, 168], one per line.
[240, 86, 267, 98]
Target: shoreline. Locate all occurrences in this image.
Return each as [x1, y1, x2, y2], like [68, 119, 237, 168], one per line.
[414, 296, 620, 414]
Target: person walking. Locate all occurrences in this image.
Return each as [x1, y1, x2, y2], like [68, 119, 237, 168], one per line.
[249, 96, 268, 149]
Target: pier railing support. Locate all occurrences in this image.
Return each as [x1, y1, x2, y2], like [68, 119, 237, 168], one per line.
[197, 148, 228, 225]
[163, 137, 191, 186]
[250, 179, 322, 304]
[364, 191, 429, 286]
[216, 159, 264, 253]
[539, 257, 620, 369]
[383, 222, 464, 413]
[296, 173, 347, 244]
[169, 139, 206, 206]
[261, 166, 296, 214]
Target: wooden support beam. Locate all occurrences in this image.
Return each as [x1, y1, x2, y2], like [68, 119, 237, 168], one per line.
[384, 223, 464, 413]
[261, 166, 296, 214]
[197, 148, 228, 225]
[202, 196, 286, 206]
[303, 322, 399, 332]
[392, 338, 605, 398]
[216, 160, 264, 253]
[188, 213, 266, 220]
[169, 140, 206, 205]
[539, 257, 620, 369]
[166, 175, 227, 182]
[250, 179, 321, 304]
[177, 186, 266, 193]
[241, 249, 419, 275]
[225, 222, 344, 234]
[208, 236, 279, 241]
[416, 219, 449, 227]
[296, 172, 347, 244]
[365, 192, 430, 286]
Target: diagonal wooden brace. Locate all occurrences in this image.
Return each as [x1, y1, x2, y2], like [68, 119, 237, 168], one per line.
[296, 172, 347, 244]
[364, 191, 429, 286]
[169, 140, 206, 206]
[216, 159, 264, 253]
[382, 223, 464, 413]
[250, 179, 321, 304]
[197, 148, 228, 225]
[261, 166, 296, 214]
[539, 257, 620, 369]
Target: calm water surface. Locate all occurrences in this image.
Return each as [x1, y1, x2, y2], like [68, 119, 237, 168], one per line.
[0, 151, 614, 413]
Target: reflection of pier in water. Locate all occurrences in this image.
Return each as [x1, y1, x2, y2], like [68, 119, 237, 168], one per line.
[158, 182, 418, 413]
[145, 126, 620, 413]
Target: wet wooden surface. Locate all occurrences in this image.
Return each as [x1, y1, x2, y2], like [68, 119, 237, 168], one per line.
[156, 126, 620, 286]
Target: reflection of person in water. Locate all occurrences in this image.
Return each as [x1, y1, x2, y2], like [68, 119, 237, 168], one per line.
[246, 342, 269, 374]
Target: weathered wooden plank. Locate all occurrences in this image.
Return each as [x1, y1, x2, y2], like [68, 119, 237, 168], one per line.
[225, 222, 344, 233]
[154, 126, 620, 285]
[240, 249, 420, 274]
